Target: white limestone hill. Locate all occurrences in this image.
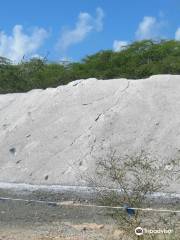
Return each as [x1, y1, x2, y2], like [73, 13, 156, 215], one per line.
[0, 75, 180, 193]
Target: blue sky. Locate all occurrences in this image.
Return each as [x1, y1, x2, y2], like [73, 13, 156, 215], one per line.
[0, 0, 179, 62]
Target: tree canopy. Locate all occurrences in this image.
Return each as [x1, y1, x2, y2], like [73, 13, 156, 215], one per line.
[1, 40, 180, 94]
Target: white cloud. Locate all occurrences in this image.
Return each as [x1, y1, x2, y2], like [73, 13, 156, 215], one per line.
[0, 25, 48, 62]
[135, 16, 164, 40]
[113, 40, 128, 52]
[57, 7, 104, 52]
[30, 54, 44, 59]
[175, 28, 180, 40]
[94, 7, 104, 31]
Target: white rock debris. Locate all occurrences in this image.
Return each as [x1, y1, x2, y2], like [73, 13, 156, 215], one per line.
[0, 75, 180, 193]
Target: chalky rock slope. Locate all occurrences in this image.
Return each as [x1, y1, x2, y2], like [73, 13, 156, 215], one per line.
[0, 75, 180, 192]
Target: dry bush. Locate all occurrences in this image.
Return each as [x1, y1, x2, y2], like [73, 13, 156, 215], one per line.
[94, 149, 180, 240]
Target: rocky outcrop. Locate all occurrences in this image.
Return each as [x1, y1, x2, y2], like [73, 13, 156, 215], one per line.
[0, 75, 180, 192]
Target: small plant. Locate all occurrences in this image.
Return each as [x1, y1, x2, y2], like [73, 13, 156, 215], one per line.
[95, 149, 180, 239]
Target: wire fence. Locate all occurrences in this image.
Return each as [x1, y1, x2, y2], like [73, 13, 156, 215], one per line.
[0, 196, 180, 213]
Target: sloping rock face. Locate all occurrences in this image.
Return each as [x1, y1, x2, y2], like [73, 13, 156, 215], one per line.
[0, 75, 180, 191]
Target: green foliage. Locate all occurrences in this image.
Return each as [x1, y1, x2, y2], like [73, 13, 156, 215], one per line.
[1, 40, 180, 94]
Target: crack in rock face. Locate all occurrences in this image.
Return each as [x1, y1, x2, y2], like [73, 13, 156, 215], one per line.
[0, 75, 180, 193]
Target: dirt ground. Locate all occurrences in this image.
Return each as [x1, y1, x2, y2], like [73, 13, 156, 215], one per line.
[0, 199, 121, 240]
[0, 189, 180, 240]
[0, 223, 124, 240]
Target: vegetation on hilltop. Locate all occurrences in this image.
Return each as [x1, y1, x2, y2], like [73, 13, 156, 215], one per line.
[0, 40, 180, 94]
